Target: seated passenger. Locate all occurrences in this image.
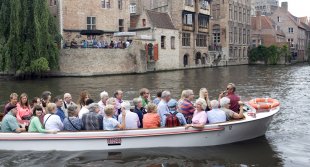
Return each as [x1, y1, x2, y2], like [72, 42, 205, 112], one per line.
[16, 93, 32, 125]
[207, 100, 226, 124]
[198, 88, 211, 111]
[133, 97, 146, 128]
[178, 89, 195, 124]
[143, 103, 160, 129]
[54, 96, 66, 122]
[82, 103, 103, 130]
[78, 99, 94, 119]
[63, 105, 83, 131]
[28, 105, 56, 133]
[98, 91, 109, 116]
[219, 83, 240, 113]
[185, 98, 207, 129]
[3, 93, 18, 115]
[157, 91, 171, 126]
[118, 101, 140, 129]
[31, 97, 45, 124]
[220, 97, 244, 120]
[152, 91, 162, 105]
[103, 105, 126, 131]
[139, 88, 151, 107]
[1, 105, 26, 133]
[106, 97, 118, 119]
[44, 103, 64, 131]
[162, 99, 187, 127]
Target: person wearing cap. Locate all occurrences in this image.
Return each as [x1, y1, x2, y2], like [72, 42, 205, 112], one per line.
[161, 99, 187, 127]
[78, 99, 94, 119]
[3, 93, 18, 115]
[82, 103, 103, 130]
[157, 90, 171, 127]
[185, 98, 208, 129]
[1, 105, 27, 133]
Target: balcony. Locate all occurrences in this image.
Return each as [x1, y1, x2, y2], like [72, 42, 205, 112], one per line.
[182, 24, 194, 31]
[209, 44, 222, 51]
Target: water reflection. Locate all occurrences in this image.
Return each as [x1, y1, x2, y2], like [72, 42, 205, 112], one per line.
[0, 137, 282, 167]
[1, 64, 310, 166]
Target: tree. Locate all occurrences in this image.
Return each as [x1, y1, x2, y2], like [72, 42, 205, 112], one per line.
[268, 45, 280, 65]
[0, 0, 60, 77]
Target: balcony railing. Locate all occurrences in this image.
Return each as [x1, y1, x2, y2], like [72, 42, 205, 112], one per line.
[209, 44, 222, 51]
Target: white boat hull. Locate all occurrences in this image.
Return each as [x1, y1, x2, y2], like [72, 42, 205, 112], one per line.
[0, 107, 279, 151]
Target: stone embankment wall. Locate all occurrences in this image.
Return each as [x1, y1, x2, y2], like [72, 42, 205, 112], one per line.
[58, 41, 147, 76]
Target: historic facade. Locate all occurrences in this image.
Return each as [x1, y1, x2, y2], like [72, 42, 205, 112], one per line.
[132, 0, 213, 67]
[129, 10, 180, 71]
[251, 0, 278, 16]
[48, 0, 130, 44]
[270, 2, 308, 61]
[251, 11, 285, 47]
[210, 0, 252, 65]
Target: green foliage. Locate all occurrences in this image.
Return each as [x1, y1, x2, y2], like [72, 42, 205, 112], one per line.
[249, 45, 290, 65]
[29, 57, 49, 73]
[0, 0, 60, 77]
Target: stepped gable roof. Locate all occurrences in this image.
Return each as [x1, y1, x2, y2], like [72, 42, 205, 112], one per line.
[146, 10, 176, 30]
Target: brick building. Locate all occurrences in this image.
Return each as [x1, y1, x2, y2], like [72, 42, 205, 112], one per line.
[48, 0, 130, 44]
[251, 11, 285, 47]
[270, 2, 308, 61]
[251, 0, 278, 16]
[210, 0, 252, 65]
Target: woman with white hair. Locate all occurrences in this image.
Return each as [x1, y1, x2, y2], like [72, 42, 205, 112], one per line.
[98, 91, 109, 116]
[207, 100, 227, 124]
[199, 88, 211, 111]
[133, 97, 146, 128]
[81, 103, 103, 130]
[44, 103, 64, 131]
[220, 97, 244, 120]
[185, 98, 207, 129]
[106, 97, 119, 119]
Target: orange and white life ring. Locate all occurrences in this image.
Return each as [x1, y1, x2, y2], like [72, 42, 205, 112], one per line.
[248, 98, 280, 110]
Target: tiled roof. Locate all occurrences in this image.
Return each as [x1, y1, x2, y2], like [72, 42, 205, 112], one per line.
[146, 10, 176, 30]
[251, 15, 285, 36]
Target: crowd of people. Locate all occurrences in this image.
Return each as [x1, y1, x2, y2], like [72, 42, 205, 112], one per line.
[0, 83, 245, 133]
[68, 38, 131, 49]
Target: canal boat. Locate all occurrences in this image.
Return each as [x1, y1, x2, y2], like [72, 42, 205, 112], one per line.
[0, 104, 280, 151]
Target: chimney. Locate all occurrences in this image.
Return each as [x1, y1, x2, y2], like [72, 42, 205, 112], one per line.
[256, 11, 262, 30]
[256, 11, 262, 17]
[281, 2, 288, 11]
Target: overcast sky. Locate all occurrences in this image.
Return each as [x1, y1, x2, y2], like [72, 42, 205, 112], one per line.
[279, 0, 310, 17]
